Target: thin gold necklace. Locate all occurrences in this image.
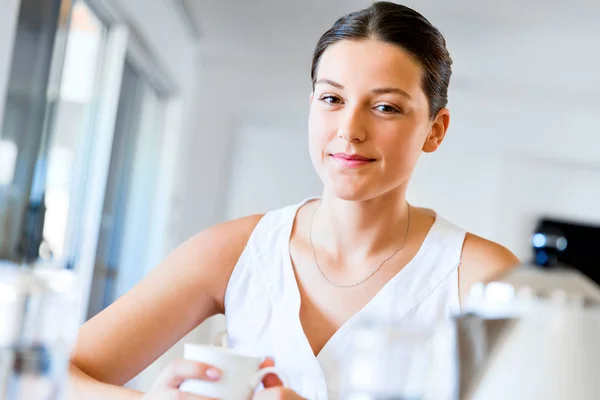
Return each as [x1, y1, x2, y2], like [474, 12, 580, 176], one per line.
[309, 202, 412, 288]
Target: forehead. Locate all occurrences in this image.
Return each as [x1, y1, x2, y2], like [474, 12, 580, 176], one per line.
[316, 39, 425, 96]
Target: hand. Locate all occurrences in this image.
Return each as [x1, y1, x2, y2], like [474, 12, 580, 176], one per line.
[142, 359, 222, 399]
[253, 358, 306, 400]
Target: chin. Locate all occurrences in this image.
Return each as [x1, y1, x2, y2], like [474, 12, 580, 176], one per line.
[325, 183, 380, 202]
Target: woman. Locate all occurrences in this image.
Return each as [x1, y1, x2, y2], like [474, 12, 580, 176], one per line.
[68, 2, 519, 399]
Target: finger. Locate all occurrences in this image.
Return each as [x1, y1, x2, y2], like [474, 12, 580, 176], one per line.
[259, 357, 283, 388]
[158, 359, 222, 389]
[259, 357, 274, 369]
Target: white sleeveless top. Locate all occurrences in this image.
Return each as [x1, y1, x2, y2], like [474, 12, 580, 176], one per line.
[224, 199, 466, 399]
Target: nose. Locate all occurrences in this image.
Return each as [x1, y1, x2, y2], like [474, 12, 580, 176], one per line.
[337, 107, 366, 143]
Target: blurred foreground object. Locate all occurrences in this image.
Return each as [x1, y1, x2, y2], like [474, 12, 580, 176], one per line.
[0, 265, 79, 400]
[455, 265, 600, 400]
[341, 264, 600, 400]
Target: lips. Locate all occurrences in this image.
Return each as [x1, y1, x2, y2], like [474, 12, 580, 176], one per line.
[330, 153, 375, 161]
[329, 152, 376, 168]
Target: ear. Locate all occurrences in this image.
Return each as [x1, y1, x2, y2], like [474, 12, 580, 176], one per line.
[309, 91, 314, 105]
[422, 108, 450, 153]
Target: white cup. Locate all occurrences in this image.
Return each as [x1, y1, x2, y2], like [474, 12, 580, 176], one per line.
[179, 343, 289, 400]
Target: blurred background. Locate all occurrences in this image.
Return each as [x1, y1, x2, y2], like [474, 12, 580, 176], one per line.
[0, 0, 599, 392]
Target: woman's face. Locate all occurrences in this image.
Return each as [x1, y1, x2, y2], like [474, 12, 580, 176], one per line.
[308, 38, 449, 201]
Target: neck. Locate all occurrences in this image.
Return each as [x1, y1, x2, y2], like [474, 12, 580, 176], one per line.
[312, 187, 411, 263]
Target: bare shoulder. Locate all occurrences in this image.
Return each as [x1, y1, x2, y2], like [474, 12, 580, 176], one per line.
[71, 214, 264, 386]
[182, 213, 265, 268]
[459, 233, 521, 304]
[174, 213, 265, 307]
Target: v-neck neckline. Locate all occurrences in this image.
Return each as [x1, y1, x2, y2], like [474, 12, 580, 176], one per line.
[283, 198, 440, 360]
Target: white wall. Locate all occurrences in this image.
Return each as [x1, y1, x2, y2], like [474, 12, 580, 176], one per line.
[113, 0, 196, 92]
[410, 83, 600, 259]
[224, 125, 322, 221]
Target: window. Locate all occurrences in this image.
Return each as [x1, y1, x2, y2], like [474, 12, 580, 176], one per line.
[0, 0, 73, 262]
[0, 0, 173, 322]
[0, 0, 113, 266]
[41, 2, 107, 262]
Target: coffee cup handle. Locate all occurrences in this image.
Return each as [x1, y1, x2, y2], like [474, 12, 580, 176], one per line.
[252, 366, 289, 388]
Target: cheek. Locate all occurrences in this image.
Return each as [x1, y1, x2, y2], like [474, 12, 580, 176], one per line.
[380, 126, 425, 172]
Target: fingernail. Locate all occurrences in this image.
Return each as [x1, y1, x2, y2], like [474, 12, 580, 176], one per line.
[206, 367, 222, 380]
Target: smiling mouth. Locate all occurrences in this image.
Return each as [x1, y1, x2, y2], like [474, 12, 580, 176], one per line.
[329, 153, 376, 167]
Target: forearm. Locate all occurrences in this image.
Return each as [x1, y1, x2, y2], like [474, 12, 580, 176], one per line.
[67, 364, 143, 400]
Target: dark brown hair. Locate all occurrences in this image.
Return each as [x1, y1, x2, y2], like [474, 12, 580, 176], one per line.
[311, 1, 453, 118]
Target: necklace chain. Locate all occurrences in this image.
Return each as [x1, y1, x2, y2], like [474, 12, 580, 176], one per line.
[309, 202, 412, 288]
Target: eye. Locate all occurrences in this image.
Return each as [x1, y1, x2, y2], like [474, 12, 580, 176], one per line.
[320, 95, 343, 105]
[374, 104, 401, 114]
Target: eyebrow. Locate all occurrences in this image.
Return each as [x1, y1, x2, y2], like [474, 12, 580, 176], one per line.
[315, 79, 412, 100]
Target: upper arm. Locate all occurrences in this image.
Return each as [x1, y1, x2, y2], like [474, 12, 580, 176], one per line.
[70, 214, 264, 386]
[458, 233, 521, 306]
